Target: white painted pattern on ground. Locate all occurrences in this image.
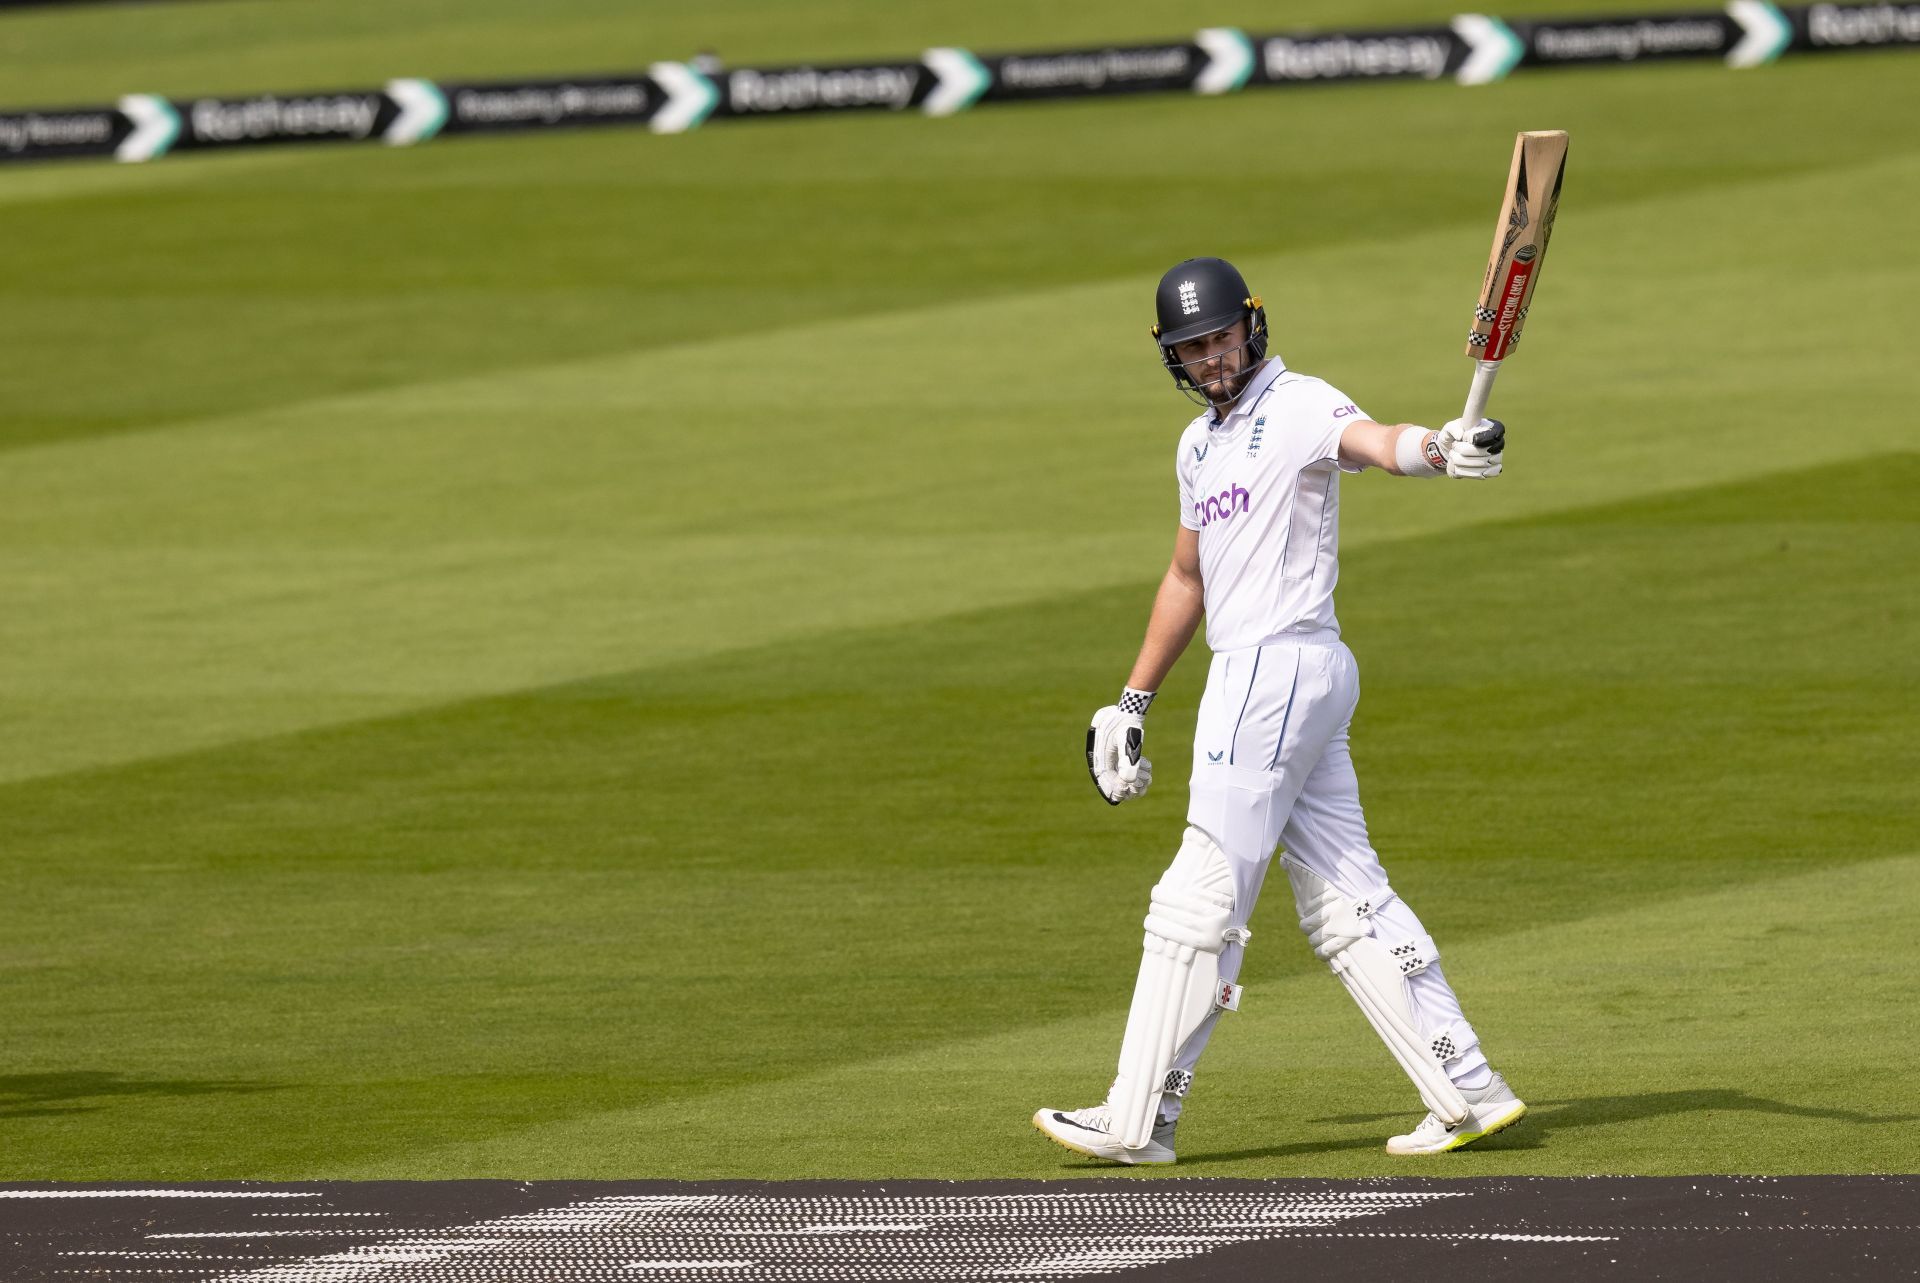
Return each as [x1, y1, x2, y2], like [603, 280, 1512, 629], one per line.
[18, 1180, 1919, 1282]
[172, 1190, 1471, 1282]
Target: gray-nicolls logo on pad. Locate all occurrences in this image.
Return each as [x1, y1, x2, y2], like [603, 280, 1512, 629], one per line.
[1179, 281, 1199, 314]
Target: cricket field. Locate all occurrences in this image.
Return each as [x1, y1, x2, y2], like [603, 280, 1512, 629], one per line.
[2, 0, 1916, 1192]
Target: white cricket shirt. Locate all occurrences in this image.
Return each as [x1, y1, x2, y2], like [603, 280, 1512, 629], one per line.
[1175, 357, 1367, 652]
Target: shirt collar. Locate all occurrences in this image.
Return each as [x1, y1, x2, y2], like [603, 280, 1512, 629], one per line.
[1207, 356, 1288, 431]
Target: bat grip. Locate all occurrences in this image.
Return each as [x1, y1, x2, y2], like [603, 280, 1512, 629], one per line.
[1461, 359, 1501, 426]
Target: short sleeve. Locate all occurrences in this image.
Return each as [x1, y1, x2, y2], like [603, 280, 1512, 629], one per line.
[1295, 380, 1367, 472]
[1177, 435, 1200, 530]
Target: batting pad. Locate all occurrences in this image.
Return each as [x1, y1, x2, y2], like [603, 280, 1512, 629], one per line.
[1283, 857, 1470, 1126]
[1109, 830, 1238, 1150]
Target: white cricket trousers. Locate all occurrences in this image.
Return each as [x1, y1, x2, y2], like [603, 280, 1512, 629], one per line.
[1164, 630, 1490, 1121]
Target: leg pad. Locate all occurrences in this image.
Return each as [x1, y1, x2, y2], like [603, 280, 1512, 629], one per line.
[1108, 829, 1240, 1148]
[1285, 857, 1470, 1125]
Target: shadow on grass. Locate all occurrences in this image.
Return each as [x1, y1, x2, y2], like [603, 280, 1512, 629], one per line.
[0, 1071, 282, 1121]
[1103, 1090, 1920, 1167]
[1040, 1130, 1388, 1172]
[1173, 1134, 1387, 1168]
[1311, 1088, 1920, 1145]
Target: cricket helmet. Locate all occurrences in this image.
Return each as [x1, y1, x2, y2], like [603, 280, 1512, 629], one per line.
[1151, 257, 1269, 407]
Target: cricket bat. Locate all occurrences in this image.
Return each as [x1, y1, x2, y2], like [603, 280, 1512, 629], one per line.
[1460, 130, 1568, 427]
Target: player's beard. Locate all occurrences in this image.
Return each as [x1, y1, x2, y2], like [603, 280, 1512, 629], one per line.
[1194, 349, 1257, 410]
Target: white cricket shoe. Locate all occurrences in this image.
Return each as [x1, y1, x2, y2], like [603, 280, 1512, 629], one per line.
[1032, 1103, 1177, 1165]
[1386, 1072, 1527, 1155]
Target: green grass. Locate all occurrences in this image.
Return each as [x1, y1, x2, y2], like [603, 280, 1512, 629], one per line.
[1, 2, 1916, 1179]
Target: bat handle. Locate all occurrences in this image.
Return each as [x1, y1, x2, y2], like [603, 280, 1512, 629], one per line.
[1460, 358, 1501, 426]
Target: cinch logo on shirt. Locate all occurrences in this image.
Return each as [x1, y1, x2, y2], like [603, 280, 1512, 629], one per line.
[1194, 483, 1251, 528]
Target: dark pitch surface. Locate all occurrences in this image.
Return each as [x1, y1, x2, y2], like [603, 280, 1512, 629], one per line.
[2, 1177, 1915, 1281]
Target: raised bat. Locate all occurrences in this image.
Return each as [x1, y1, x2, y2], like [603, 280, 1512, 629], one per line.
[1461, 129, 1568, 427]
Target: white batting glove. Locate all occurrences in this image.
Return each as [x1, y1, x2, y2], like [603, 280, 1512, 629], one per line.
[1086, 688, 1155, 805]
[1438, 417, 1506, 479]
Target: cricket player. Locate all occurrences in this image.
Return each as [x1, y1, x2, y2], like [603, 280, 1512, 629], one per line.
[1032, 257, 1525, 1163]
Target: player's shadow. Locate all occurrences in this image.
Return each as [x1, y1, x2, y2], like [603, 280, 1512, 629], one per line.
[1171, 1134, 1388, 1167]
[0, 1071, 281, 1121]
[1305, 1088, 1920, 1153]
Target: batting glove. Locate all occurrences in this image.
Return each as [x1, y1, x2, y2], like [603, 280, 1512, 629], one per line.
[1086, 688, 1155, 805]
[1438, 417, 1506, 479]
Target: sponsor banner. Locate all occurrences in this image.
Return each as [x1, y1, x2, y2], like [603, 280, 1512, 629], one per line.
[1253, 26, 1463, 84]
[175, 90, 393, 151]
[0, 105, 123, 161]
[980, 42, 1199, 101]
[1510, 10, 1737, 65]
[439, 76, 658, 135]
[717, 61, 927, 117]
[1801, 1, 1920, 47]
[4, 5, 1920, 165]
